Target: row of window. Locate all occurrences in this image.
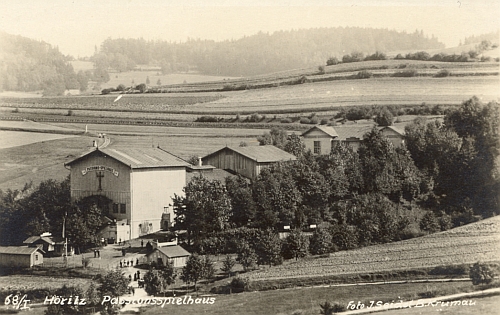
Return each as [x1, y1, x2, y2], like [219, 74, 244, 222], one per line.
[113, 203, 126, 214]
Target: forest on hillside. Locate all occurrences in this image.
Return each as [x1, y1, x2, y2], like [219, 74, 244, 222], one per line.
[94, 27, 444, 76]
[0, 32, 107, 95]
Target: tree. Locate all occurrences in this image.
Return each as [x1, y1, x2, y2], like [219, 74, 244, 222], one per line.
[98, 270, 130, 297]
[255, 230, 282, 266]
[309, 225, 333, 255]
[257, 127, 288, 149]
[225, 175, 256, 227]
[173, 176, 232, 245]
[444, 97, 500, 216]
[136, 83, 147, 93]
[420, 211, 440, 233]
[469, 262, 497, 285]
[143, 270, 163, 296]
[283, 133, 306, 158]
[181, 254, 204, 291]
[202, 255, 216, 282]
[326, 57, 340, 66]
[252, 164, 302, 229]
[374, 107, 394, 126]
[282, 229, 309, 260]
[144, 260, 177, 295]
[221, 255, 236, 276]
[236, 240, 257, 271]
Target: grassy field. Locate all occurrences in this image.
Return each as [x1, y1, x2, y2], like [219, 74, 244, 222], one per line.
[1, 76, 498, 122]
[139, 281, 494, 315]
[245, 216, 500, 282]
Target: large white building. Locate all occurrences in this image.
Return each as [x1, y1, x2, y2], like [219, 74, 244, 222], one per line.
[65, 147, 189, 240]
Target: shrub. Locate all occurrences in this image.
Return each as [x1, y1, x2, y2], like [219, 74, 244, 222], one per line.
[438, 213, 453, 231]
[435, 69, 451, 77]
[230, 277, 250, 293]
[318, 65, 326, 75]
[309, 117, 319, 124]
[196, 116, 220, 122]
[326, 57, 340, 66]
[320, 301, 345, 314]
[249, 113, 262, 122]
[101, 88, 112, 95]
[420, 211, 440, 233]
[393, 69, 418, 77]
[469, 262, 497, 285]
[356, 70, 373, 79]
[320, 118, 329, 125]
[299, 117, 311, 124]
[280, 118, 293, 124]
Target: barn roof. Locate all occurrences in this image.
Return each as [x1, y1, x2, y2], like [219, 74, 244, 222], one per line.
[23, 236, 55, 245]
[152, 245, 191, 258]
[302, 125, 339, 138]
[186, 168, 236, 183]
[65, 147, 189, 169]
[380, 125, 405, 135]
[334, 125, 375, 141]
[203, 145, 297, 163]
[0, 246, 43, 255]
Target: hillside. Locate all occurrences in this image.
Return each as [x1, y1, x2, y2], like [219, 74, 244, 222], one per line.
[245, 216, 500, 281]
[95, 27, 445, 77]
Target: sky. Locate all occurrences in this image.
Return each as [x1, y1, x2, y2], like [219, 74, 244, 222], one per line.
[0, 0, 499, 58]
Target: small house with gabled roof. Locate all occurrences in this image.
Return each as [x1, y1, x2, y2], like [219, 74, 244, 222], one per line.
[0, 246, 44, 268]
[146, 245, 191, 268]
[23, 232, 74, 257]
[301, 125, 339, 155]
[202, 145, 297, 180]
[65, 147, 190, 240]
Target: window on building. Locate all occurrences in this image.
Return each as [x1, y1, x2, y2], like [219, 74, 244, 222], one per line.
[314, 141, 321, 154]
[113, 203, 119, 213]
[120, 203, 126, 214]
[35, 254, 38, 261]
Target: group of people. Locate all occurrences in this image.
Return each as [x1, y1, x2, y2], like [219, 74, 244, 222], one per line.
[120, 258, 139, 268]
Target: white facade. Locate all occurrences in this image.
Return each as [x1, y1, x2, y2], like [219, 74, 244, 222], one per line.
[130, 168, 185, 239]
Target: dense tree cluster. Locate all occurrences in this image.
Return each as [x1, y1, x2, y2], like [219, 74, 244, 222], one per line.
[172, 97, 498, 262]
[94, 28, 443, 77]
[0, 178, 112, 251]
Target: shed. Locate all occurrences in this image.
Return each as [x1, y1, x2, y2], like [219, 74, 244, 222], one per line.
[202, 145, 296, 180]
[146, 245, 191, 268]
[0, 246, 44, 268]
[23, 233, 74, 257]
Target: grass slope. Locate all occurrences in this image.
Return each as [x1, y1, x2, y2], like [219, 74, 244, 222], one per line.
[246, 216, 500, 282]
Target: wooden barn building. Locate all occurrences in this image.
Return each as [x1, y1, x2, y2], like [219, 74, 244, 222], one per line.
[202, 145, 297, 180]
[0, 246, 44, 268]
[65, 147, 189, 240]
[146, 245, 191, 268]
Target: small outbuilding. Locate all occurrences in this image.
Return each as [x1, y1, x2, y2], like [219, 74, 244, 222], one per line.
[202, 145, 296, 180]
[23, 232, 74, 257]
[146, 245, 191, 268]
[0, 246, 44, 268]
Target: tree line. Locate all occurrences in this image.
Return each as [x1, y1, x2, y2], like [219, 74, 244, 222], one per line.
[94, 27, 443, 77]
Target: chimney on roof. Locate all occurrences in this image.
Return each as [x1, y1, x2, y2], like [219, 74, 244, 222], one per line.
[198, 157, 202, 167]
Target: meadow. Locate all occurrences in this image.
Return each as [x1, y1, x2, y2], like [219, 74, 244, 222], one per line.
[245, 216, 500, 282]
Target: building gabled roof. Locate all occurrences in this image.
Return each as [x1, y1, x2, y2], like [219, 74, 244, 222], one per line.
[186, 168, 236, 183]
[0, 246, 43, 255]
[302, 125, 339, 138]
[334, 125, 375, 141]
[150, 245, 191, 258]
[203, 145, 297, 163]
[24, 235, 66, 246]
[65, 147, 189, 169]
[379, 125, 405, 135]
